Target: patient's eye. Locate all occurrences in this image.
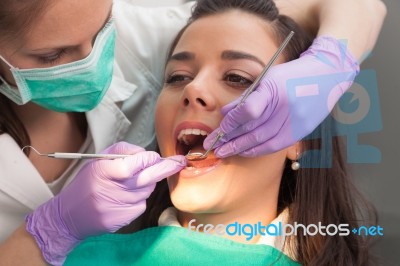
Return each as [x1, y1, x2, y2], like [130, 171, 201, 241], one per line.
[224, 73, 253, 88]
[165, 74, 193, 85]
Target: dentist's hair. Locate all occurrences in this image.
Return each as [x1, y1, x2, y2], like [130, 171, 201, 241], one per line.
[127, 0, 377, 265]
[0, 0, 51, 43]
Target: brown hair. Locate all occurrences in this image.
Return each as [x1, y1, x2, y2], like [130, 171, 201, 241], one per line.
[122, 0, 377, 265]
[0, 0, 51, 154]
[0, 0, 51, 44]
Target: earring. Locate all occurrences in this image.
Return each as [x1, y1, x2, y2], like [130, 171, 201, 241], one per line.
[291, 151, 300, 171]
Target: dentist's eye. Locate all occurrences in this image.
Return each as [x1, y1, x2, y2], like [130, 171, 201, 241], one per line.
[224, 73, 253, 88]
[37, 49, 67, 65]
[165, 74, 192, 85]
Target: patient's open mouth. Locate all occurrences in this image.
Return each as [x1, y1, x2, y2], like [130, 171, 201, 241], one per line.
[176, 128, 220, 168]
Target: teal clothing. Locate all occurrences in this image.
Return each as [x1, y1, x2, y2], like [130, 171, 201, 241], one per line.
[65, 226, 299, 266]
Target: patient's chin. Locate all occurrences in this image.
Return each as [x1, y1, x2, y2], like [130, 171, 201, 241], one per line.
[169, 190, 218, 214]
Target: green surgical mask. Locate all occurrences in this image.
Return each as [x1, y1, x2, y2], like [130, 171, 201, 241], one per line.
[0, 19, 116, 112]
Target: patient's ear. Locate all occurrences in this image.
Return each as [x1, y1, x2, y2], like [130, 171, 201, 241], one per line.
[286, 142, 302, 161]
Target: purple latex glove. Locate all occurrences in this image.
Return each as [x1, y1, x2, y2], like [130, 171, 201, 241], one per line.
[204, 36, 360, 157]
[26, 142, 186, 266]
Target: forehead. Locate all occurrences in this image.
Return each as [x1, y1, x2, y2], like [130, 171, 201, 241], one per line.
[173, 10, 278, 60]
[22, 0, 112, 50]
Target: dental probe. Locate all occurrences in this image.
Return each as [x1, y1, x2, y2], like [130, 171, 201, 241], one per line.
[21, 145, 181, 162]
[187, 31, 295, 161]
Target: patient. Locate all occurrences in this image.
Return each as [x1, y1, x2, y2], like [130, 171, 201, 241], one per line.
[66, 0, 376, 265]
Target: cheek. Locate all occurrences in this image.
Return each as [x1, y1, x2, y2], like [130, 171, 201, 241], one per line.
[229, 154, 287, 190]
[167, 174, 178, 193]
[155, 92, 177, 151]
[214, 87, 245, 108]
[155, 92, 172, 126]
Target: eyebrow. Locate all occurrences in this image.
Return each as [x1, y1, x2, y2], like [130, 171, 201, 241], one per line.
[221, 50, 265, 67]
[169, 51, 195, 61]
[168, 50, 265, 67]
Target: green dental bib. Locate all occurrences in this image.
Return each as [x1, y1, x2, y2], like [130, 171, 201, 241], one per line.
[65, 226, 299, 266]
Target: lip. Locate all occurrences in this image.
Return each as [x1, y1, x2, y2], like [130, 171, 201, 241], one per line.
[179, 160, 222, 178]
[187, 151, 220, 168]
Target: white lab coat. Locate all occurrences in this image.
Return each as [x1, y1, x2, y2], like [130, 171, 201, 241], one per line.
[0, 0, 193, 242]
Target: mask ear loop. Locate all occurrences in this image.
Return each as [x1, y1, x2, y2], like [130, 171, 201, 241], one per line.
[0, 54, 15, 69]
[0, 54, 32, 105]
[0, 55, 14, 82]
[291, 151, 301, 171]
[0, 54, 15, 85]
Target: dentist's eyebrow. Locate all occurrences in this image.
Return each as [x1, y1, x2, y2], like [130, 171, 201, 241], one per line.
[221, 50, 265, 67]
[169, 51, 195, 61]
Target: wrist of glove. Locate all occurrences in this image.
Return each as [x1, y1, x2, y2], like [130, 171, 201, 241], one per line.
[26, 142, 186, 265]
[204, 35, 360, 157]
[26, 197, 79, 266]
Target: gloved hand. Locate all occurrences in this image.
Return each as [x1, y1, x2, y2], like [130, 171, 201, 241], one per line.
[204, 35, 359, 157]
[25, 142, 186, 266]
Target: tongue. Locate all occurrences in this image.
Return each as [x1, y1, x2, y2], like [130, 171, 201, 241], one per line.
[189, 141, 205, 154]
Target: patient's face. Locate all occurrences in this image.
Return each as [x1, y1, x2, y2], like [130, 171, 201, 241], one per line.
[155, 11, 288, 215]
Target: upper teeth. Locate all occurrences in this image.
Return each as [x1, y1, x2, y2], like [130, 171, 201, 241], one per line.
[177, 128, 208, 145]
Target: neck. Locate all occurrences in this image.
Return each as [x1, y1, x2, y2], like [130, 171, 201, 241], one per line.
[12, 102, 87, 182]
[12, 101, 87, 138]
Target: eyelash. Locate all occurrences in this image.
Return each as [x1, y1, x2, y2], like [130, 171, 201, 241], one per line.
[38, 49, 67, 65]
[165, 74, 192, 85]
[224, 73, 253, 88]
